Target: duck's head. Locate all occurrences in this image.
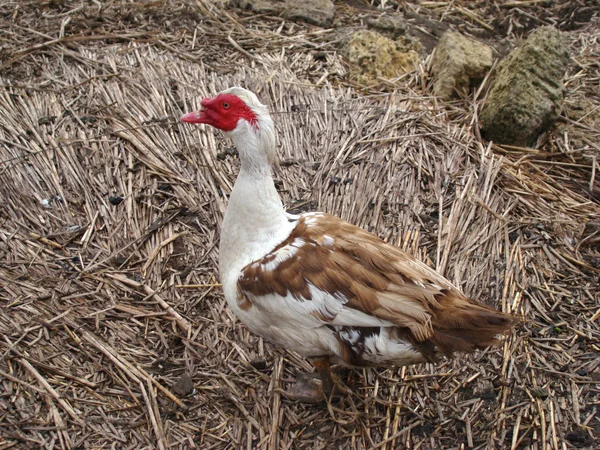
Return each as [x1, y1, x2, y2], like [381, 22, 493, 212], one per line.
[182, 87, 276, 168]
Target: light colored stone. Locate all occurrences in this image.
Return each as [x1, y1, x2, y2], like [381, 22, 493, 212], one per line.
[430, 31, 493, 99]
[239, 0, 334, 27]
[342, 30, 419, 86]
[365, 14, 407, 38]
[480, 26, 570, 147]
[238, 0, 282, 15]
[283, 0, 335, 27]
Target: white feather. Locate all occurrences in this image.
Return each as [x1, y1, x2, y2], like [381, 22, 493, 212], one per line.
[322, 235, 335, 247]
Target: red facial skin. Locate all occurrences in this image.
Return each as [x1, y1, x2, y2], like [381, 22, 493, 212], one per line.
[181, 93, 258, 131]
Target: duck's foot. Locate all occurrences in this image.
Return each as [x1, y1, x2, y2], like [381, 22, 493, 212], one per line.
[284, 371, 325, 403]
[283, 357, 347, 403]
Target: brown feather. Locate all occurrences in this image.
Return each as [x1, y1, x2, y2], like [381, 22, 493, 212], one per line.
[238, 213, 515, 361]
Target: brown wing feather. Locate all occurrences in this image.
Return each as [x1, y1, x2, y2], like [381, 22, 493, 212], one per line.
[238, 213, 515, 359]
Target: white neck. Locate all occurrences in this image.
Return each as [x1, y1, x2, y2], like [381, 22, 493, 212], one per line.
[218, 121, 293, 282]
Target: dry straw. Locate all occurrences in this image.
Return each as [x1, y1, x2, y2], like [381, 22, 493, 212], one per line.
[0, 1, 598, 449]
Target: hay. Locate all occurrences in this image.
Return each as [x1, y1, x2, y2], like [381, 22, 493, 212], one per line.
[0, 1, 598, 449]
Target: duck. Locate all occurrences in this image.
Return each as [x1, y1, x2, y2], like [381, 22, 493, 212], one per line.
[181, 87, 514, 402]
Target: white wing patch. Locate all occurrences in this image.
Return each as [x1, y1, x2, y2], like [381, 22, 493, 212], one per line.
[259, 238, 304, 272]
[331, 307, 393, 327]
[303, 212, 325, 226]
[334, 326, 426, 366]
[246, 282, 394, 328]
[240, 283, 401, 360]
[364, 329, 425, 365]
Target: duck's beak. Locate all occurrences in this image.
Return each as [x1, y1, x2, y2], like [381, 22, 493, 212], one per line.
[181, 109, 209, 124]
[181, 97, 217, 124]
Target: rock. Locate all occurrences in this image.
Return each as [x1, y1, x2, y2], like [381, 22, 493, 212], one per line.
[342, 30, 419, 86]
[430, 31, 493, 99]
[365, 14, 408, 38]
[404, 10, 450, 53]
[108, 195, 124, 206]
[249, 358, 268, 370]
[366, 15, 423, 54]
[367, 11, 447, 53]
[480, 26, 570, 147]
[283, 0, 335, 27]
[239, 0, 335, 27]
[238, 0, 282, 15]
[172, 374, 195, 396]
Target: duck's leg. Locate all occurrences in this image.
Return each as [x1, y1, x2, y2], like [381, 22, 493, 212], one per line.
[312, 357, 335, 397]
[283, 371, 323, 403]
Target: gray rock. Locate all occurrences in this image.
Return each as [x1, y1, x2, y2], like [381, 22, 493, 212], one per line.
[172, 374, 195, 396]
[480, 26, 570, 147]
[238, 0, 283, 15]
[283, 0, 335, 27]
[365, 14, 407, 38]
[430, 31, 493, 99]
[238, 0, 334, 27]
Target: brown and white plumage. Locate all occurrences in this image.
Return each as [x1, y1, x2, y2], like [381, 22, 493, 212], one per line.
[238, 211, 512, 365]
[182, 87, 514, 398]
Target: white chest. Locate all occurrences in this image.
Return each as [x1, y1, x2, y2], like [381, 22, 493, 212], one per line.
[217, 168, 295, 317]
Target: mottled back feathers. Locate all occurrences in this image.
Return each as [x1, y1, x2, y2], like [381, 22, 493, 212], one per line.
[238, 212, 514, 365]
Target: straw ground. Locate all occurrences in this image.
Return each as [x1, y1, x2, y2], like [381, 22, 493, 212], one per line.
[0, 1, 598, 449]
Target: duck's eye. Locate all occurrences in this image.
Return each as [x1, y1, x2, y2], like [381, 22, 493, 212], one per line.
[222, 102, 230, 109]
